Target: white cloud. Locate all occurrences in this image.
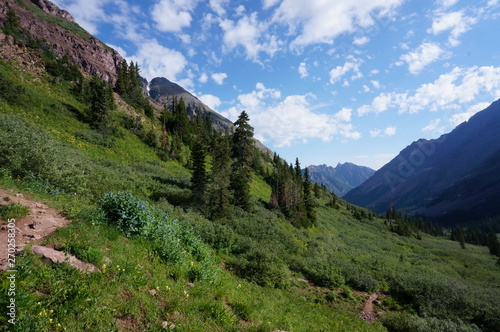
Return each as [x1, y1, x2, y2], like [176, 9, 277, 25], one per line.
[298, 62, 308, 78]
[128, 40, 187, 81]
[428, 11, 477, 46]
[211, 72, 228, 85]
[437, 0, 458, 8]
[198, 94, 222, 110]
[353, 36, 370, 46]
[369, 126, 396, 137]
[272, 0, 403, 49]
[199, 73, 208, 83]
[220, 12, 282, 61]
[151, 0, 197, 32]
[262, 0, 280, 10]
[422, 118, 442, 132]
[209, 0, 229, 16]
[400, 42, 445, 74]
[334, 108, 353, 122]
[357, 66, 500, 116]
[371, 80, 381, 89]
[221, 84, 360, 147]
[450, 102, 491, 126]
[329, 56, 363, 84]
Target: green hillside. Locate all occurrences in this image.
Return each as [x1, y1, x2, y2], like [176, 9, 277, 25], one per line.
[0, 6, 499, 332]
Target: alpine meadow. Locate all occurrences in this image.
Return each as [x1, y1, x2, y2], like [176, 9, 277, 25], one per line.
[0, 1, 499, 332]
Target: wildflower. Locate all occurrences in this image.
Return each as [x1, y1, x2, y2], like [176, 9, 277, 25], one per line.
[237, 284, 242, 289]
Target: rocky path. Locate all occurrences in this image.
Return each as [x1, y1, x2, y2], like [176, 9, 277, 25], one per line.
[0, 188, 71, 271]
[359, 293, 379, 324]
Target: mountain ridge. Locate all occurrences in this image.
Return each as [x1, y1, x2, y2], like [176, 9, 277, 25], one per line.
[306, 162, 375, 196]
[344, 99, 500, 225]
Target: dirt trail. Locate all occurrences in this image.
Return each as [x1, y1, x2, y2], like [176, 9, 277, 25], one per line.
[0, 188, 71, 271]
[359, 293, 379, 324]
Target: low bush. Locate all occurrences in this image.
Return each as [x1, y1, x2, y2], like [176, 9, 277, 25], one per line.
[381, 312, 480, 332]
[99, 192, 218, 281]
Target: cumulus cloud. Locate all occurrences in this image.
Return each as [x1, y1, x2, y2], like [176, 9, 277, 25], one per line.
[353, 36, 370, 46]
[220, 12, 282, 61]
[329, 56, 363, 84]
[428, 11, 477, 46]
[198, 94, 222, 110]
[369, 126, 396, 137]
[220, 83, 360, 147]
[263, 0, 280, 10]
[357, 66, 500, 116]
[151, 0, 197, 32]
[128, 40, 187, 81]
[209, 0, 229, 16]
[211, 72, 228, 85]
[298, 62, 308, 78]
[450, 101, 491, 126]
[272, 0, 403, 49]
[199, 73, 208, 83]
[400, 42, 445, 74]
[437, 0, 458, 8]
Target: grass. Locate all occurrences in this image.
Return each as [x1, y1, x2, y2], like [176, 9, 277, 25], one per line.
[0, 202, 30, 221]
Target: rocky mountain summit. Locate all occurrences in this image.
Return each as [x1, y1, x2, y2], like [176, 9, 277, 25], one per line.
[0, 0, 123, 84]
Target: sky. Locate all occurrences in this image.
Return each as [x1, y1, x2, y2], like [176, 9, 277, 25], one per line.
[52, 0, 500, 170]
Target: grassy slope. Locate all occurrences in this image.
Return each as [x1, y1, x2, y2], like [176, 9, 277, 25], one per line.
[0, 47, 499, 332]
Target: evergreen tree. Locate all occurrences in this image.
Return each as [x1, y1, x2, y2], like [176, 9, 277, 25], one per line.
[115, 61, 129, 94]
[488, 233, 500, 257]
[231, 111, 254, 210]
[190, 136, 207, 205]
[209, 132, 233, 218]
[161, 105, 168, 150]
[87, 75, 115, 126]
[303, 167, 316, 225]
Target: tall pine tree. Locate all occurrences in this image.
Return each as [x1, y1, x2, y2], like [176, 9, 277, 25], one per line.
[190, 136, 207, 205]
[231, 111, 254, 210]
[209, 131, 233, 218]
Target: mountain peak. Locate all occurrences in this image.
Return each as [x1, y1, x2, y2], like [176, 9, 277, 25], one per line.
[305, 162, 375, 196]
[344, 98, 500, 225]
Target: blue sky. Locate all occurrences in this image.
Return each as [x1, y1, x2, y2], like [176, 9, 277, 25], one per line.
[52, 0, 500, 169]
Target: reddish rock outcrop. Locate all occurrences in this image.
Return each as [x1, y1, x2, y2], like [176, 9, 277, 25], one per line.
[0, 0, 124, 84]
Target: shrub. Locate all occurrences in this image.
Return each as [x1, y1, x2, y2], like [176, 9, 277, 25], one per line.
[381, 312, 481, 332]
[230, 247, 291, 288]
[99, 192, 218, 281]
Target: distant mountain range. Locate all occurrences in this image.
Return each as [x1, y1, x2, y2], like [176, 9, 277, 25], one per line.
[344, 99, 500, 226]
[305, 163, 375, 196]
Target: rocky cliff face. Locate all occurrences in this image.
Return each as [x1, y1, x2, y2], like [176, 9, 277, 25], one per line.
[0, 0, 124, 84]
